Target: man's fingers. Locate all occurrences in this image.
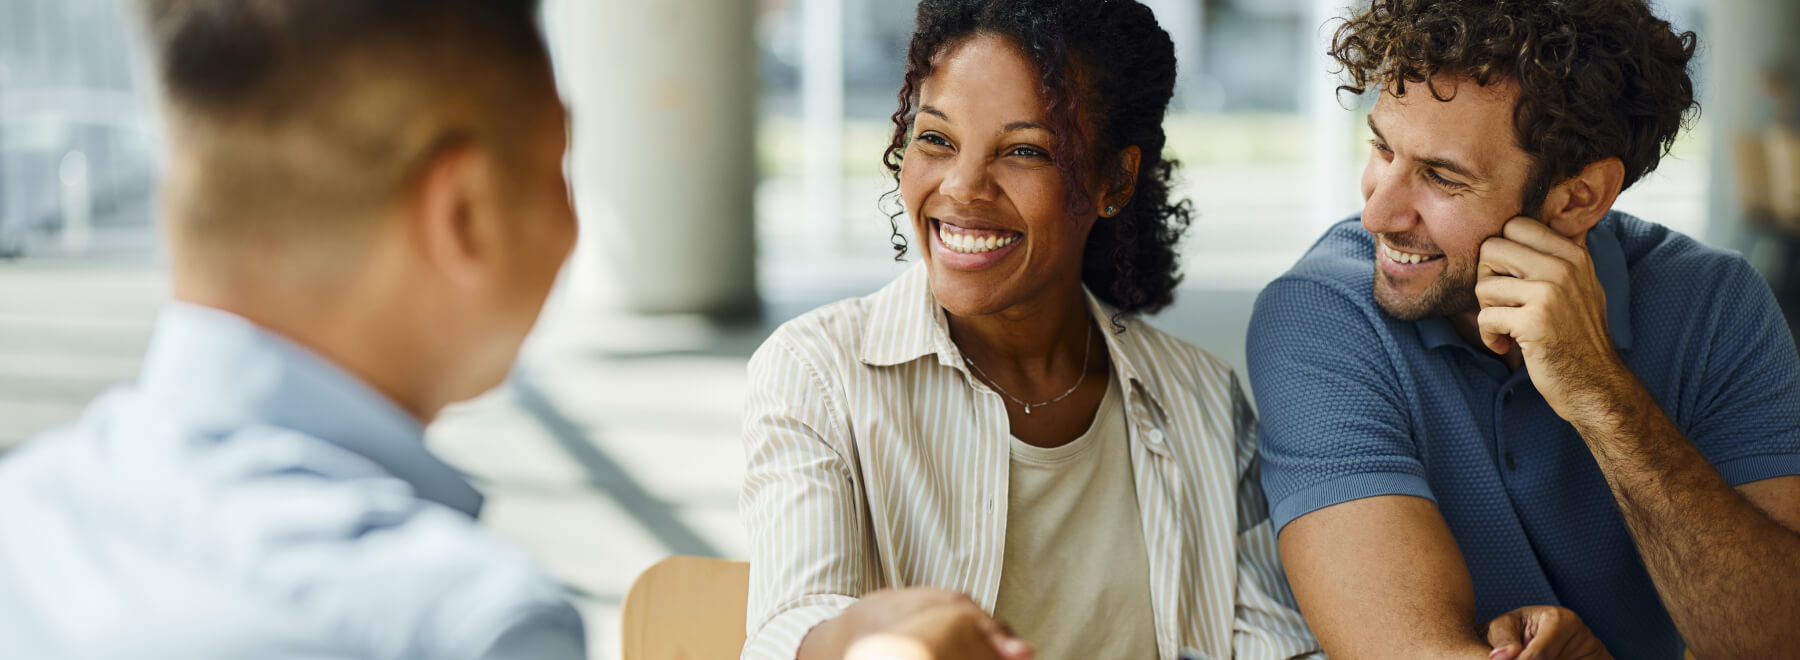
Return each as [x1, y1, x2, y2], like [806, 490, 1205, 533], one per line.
[1501, 216, 1588, 264]
[1517, 608, 1587, 660]
[1485, 611, 1523, 660]
[972, 613, 1032, 660]
[1479, 236, 1571, 282]
[1475, 274, 1551, 309]
[1477, 306, 1521, 355]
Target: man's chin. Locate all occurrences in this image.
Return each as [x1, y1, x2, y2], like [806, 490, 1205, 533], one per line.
[1373, 269, 1476, 322]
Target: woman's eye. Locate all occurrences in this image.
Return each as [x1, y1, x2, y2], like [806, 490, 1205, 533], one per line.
[1010, 146, 1048, 159]
[1370, 139, 1393, 156]
[918, 133, 951, 148]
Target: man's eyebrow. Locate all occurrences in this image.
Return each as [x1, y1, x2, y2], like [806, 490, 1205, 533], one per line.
[1367, 113, 1484, 182]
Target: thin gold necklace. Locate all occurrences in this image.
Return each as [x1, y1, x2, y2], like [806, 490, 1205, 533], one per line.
[961, 321, 1093, 415]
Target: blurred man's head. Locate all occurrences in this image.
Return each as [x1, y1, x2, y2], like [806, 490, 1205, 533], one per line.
[139, 0, 576, 417]
[1332, 0, 1698, 321]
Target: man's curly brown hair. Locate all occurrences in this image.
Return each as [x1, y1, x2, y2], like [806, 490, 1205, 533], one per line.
[1331, 0, 1699, 213]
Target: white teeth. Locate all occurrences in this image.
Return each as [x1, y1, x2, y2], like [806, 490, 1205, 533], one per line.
[938, 223, 1020, 254]
[1384, 243, 1433, 265]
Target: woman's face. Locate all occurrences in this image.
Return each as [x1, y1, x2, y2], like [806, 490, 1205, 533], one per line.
[901, 34, 1108, 318]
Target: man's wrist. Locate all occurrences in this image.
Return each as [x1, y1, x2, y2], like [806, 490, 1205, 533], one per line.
[1561, 358, 1657, 445]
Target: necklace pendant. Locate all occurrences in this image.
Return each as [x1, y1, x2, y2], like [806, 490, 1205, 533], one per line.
[1023, 404, 1032, 415]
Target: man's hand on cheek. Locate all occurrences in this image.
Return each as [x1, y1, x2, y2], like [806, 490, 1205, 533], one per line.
[1473, 216, 1628, 422]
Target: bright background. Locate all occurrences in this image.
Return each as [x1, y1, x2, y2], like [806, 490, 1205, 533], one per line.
[2, 1, 1795, 658]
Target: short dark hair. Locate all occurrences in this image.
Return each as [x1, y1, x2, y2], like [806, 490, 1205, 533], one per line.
[884, 0, 1191, 315]
[139, 0, 552, 244]
[1329, 0, 1699, 213]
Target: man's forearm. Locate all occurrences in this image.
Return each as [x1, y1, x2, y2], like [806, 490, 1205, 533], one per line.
[1572, 373, 1800, 658]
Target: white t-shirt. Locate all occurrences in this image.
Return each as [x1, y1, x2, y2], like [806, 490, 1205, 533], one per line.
[993, 375, 1159, 659]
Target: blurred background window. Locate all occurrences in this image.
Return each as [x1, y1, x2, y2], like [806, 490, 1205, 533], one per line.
[0, 0, 159, 261]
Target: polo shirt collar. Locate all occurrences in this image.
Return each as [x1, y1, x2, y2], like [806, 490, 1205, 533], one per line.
[1417, 214, 1633, 354]
[857, 262, 1171, 419]
[138, 302, 484, 518]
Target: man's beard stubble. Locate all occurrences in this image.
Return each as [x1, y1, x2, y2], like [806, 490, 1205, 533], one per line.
[1371, 254, 1480, 322]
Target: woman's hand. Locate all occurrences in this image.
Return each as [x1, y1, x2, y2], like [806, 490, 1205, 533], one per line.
[1484, 606, 1613, 660]
[802, 588, 1032, 660]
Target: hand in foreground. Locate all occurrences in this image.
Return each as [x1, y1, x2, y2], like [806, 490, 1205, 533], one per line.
[1474, 217, 1626, 420]
[1484, 605, 1613, 660]
[845, 602, 1033, 660]
[810, 588, 1031, 660]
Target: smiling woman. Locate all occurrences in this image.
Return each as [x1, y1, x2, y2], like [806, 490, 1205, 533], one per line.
[738, 2, 1321, 660]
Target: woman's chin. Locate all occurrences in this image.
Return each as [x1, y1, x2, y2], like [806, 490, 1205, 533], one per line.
[927, 275, 1013, 319]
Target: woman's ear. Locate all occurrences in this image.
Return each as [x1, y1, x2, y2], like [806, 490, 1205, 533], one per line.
[1540, 156, 1625, 241]
[1101, 145, 1141, 216]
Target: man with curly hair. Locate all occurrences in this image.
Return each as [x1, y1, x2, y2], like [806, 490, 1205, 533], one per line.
[1246, 1, 1800, 658]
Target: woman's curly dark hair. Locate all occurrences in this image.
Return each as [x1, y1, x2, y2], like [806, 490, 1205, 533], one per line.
[880, 0, 1190, 315]
[1330, 0, 1699, 213]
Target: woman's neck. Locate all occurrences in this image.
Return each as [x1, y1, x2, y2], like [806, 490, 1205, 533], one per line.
[945, 281, 1094, 383]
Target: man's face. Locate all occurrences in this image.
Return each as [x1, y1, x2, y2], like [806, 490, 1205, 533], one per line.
[464, 90, 577, 391]
[1361, 76, 1538, 321]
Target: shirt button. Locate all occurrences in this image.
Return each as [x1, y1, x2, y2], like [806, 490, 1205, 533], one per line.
[1504, 452, 1519, 470]
[1145, 429, 1164, 444]
[1502, 390, 1515, 404]
[984, 497, 997, 513]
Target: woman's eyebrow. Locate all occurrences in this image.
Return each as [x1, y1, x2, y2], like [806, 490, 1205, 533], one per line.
[1002, 120, 1052, 134]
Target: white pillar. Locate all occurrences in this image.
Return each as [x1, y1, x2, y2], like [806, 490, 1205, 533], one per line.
[545, 0, 759, 316]
[801, 0, 846, 255]
[59, 149, 90, 254]
[1307, 0, 1359, 230]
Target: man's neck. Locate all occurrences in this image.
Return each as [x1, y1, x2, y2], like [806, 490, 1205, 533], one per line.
[172, 282, 446, 424]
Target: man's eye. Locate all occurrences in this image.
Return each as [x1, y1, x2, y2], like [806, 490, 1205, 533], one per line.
[1426, 169, 1467, 191]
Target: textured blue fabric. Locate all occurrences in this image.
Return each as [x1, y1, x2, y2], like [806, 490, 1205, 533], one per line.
[1247, 212, 1800, 660]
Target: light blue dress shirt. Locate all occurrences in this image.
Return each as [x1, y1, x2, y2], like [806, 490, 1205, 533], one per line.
[0, 303, 585, 660]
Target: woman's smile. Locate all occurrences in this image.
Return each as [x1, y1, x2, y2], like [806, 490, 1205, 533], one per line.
[930, 217, 1024, 270]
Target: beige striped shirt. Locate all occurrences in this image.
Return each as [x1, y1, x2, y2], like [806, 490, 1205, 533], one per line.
[740, 263, 1319, 660]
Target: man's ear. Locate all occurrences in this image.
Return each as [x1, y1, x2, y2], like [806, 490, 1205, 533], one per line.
[1100, 145, 1142, 215]
[1540, 156, 1625, 242]
[408, 137, 492, 284]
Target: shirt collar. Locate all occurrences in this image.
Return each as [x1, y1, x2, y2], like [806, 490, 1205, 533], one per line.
[857, 262, 1171, 418]
[137, 302, 484, 517]
[1417, 214, 1634, 353]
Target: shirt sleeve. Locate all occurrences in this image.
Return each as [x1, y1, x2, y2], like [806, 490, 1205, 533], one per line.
[739, 330, 883, 660]
[475, 604, 587, 660]
[1224, 371, 1324, 659]
[1247, 278, 1436, 533]
[1684, 258, 1800, 484]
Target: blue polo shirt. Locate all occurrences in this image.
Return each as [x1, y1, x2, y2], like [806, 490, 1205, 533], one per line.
[1246, 212, 1800, 660]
